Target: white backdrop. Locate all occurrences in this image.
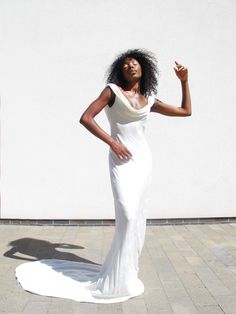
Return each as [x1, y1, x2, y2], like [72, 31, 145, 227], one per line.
[0, 0, 236, 219]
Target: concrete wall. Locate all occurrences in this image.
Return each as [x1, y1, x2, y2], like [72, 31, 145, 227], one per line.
[0, 0, 236, 219]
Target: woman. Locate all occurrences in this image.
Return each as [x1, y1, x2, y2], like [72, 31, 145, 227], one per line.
[79, 48, 191, 300]
[15, 49, 191, 304]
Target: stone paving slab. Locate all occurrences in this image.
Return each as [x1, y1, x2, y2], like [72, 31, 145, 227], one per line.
[1, 223, 236, 313]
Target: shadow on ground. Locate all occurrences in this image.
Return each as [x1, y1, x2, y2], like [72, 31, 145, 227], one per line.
[4, 238, 100, 265]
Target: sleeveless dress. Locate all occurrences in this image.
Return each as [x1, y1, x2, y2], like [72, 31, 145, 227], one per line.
[15, 83, 155, 304]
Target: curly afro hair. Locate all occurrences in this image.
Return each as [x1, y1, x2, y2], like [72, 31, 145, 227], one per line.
[106, 48, 159, 97]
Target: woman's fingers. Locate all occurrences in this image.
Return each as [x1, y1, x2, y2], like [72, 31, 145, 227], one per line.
[174, 62, 187, 79]
[119, 149, 132, 160]
[174, 66, 184, 71]
[175, 61, 182, 67]
[175, 61, 186, 70]
[119, 147, 133, 160]
[111, 141, 133, 160]
[118, 153, 129, 160]
[125, 147, 133, 158]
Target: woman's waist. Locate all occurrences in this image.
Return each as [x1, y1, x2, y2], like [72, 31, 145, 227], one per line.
[111, 132, 147, 144]
[109, 136, 151, 160]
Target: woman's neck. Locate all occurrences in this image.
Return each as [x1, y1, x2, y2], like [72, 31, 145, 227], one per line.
[123, 81, 141, 94]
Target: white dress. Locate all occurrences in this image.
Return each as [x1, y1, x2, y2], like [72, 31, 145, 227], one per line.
[15, 83, 155, 304]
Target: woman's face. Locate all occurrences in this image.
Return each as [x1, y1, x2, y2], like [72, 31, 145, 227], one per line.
[121, 57, 142, 83]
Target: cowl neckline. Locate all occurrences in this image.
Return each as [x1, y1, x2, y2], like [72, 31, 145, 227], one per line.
[107, 83, 152, 114]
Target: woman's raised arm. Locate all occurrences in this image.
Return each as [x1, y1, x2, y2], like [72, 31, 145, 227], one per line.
[151, 61, 192, 117]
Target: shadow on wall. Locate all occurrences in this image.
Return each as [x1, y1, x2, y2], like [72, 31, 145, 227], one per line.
[3, 238, 100, 265]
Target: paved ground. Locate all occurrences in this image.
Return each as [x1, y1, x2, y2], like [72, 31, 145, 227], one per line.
[1, 223, 236, 313]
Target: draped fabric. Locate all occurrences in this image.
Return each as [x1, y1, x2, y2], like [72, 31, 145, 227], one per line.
[15, 83, 154, 303]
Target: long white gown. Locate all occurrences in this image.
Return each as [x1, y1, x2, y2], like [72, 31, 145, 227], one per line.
[15, 83, 155, 303]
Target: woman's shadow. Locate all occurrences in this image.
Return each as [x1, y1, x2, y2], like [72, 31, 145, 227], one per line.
[4, 237, 100, 265]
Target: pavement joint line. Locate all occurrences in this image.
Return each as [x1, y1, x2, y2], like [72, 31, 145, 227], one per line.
[0, 217, 236, 226]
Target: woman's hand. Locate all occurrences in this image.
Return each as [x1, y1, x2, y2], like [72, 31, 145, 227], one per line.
[110, 140, 133, 160]
[174, 61, 188, 82]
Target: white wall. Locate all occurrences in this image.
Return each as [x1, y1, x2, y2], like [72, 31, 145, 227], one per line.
[0, 0, 236, 219]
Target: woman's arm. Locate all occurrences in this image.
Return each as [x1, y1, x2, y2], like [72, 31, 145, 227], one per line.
[80, 86, 132, 160]
[150, 61, 192, 117]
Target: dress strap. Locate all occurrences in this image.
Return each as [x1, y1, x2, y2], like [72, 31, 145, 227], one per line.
[106, 83, 119, 95]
